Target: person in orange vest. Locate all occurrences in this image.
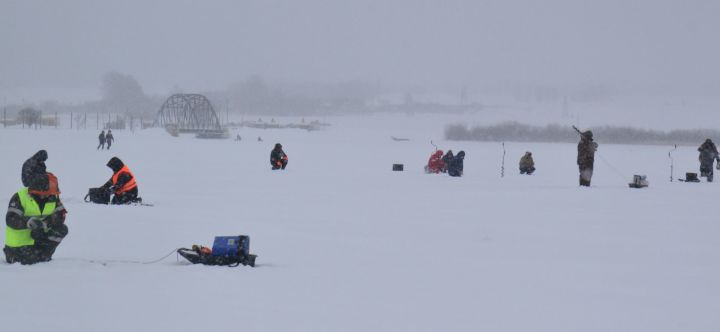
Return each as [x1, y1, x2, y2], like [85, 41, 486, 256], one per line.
[102, 157, 139, 204]
[4, 172, 69, 265]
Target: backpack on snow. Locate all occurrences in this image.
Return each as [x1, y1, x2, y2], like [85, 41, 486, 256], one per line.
[84, 187, 111, 204]
[177, 235, 257, 267]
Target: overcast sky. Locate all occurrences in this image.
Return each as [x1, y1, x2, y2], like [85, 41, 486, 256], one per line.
[1, 0, 719, 102]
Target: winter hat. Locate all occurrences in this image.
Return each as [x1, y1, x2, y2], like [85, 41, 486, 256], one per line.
[274, 143, 282, 149]
[29, 172, 60, 196]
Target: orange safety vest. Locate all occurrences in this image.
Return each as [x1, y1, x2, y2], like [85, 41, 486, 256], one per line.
[112, 165, 137, 195]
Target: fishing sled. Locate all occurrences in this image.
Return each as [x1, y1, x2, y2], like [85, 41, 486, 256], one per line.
[178, 235, 257, 267]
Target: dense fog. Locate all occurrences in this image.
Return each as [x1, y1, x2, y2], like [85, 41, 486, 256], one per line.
[1, 1, 719, 123]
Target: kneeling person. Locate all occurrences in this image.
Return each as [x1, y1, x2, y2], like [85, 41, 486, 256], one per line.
[519, 151, 535, 175]
[103, 157, 139, 204]
[4, 173, 68, 265]
[270, 143, 289, 170]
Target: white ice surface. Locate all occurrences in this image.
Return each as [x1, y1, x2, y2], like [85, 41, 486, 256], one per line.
[1, 114, 719, 332]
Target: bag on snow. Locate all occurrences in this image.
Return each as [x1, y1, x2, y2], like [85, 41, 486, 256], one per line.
[84, 187, 111, 204]
[177, 235, 256, 267]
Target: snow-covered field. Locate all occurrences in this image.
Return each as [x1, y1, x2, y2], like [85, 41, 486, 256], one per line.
[1, 114, 719, 332]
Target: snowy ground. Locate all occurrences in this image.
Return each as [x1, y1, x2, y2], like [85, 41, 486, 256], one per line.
[1, 114, 719, 332]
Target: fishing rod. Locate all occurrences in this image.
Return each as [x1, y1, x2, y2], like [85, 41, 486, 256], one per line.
[668, 144, 677, 182]
[430, 140, 438, 151]
[501, 142, 506, 178]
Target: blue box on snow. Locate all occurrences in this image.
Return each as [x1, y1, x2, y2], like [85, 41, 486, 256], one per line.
[212, 235, 250, 257]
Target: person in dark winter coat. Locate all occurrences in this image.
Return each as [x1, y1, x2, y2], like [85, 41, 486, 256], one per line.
[441, 150, 454, 173]
[698, 138, 719, 182]
[448, 151, 465, 177]
[519, 151, 535, 175]
[105, 130, 114, 150]
[577, 130, 598, 186]
[270, 143, 288, 170]
[101, 157, 139, 204]
[97, 130, 106, 150]
[21, 150, 49, 191]
[4, 172, 69, 265]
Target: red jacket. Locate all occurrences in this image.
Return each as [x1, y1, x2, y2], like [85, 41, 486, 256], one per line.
[427, 150, 445, 173]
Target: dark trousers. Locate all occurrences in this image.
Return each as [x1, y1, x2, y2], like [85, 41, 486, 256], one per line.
[700, 163, 714, 182]
[520, 166, 536, 175]
[97, 141, 105, 150]
[111, 187, 139, 204]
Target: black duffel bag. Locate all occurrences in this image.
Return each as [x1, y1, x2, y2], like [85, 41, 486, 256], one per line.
[84, 187, 111, 204]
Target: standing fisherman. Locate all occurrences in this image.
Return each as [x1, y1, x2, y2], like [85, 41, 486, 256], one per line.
[574, 126, 598, 186]
[698, 138, 719, 182]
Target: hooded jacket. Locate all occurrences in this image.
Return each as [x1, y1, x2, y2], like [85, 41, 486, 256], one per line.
[519, 152, 534, 170]
[448, 151, 465, 177]
[270, 144, 288, 167]
[104, 157, 137, 195]
[427, 150, 445, 173]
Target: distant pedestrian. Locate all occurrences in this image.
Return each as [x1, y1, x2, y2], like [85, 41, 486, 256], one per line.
[235, 134, 242, 141]
[519, 151, 535, 175]
[105, 130, 114, 150]
[97, 130, 106, 150]
[698, 138, 719, 182]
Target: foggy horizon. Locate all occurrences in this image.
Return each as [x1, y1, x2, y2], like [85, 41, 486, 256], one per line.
[2, 0, 719, 104]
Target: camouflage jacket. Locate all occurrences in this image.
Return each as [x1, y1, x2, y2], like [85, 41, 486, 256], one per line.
[577, 137, 598, 167]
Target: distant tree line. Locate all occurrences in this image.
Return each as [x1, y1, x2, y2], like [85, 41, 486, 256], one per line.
[445, 122, 720, 145]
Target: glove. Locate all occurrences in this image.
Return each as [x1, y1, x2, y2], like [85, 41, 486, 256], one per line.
[26, 217, 47, 231]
